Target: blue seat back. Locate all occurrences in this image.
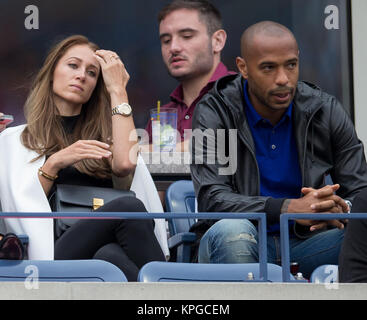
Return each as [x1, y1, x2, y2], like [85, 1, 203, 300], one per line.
[310, 264, 338, 283]
[138, 261, 290, 282]
[0, 259, 127, 282]
[165, 180, 196, 235]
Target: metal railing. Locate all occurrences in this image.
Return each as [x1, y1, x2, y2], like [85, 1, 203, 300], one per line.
[280, 213, 367, 282]
[1, 212, 269, 281]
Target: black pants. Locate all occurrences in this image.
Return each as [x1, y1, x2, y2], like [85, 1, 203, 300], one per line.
[54, 197, 166, 281]
[338, 188, 367, 282]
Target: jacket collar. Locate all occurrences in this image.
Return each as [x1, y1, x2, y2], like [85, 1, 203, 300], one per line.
[212, 74, 325, 177]
[292, 83, 324, 187]
[213, 74, 323, 121]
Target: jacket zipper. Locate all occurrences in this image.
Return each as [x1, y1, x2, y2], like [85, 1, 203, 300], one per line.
[301, 105, 323, 192]
[214, 89, 261, 194]
[237, 123, 261, 194]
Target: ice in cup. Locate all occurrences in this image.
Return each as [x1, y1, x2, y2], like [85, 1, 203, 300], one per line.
[150, 108, 177, 152]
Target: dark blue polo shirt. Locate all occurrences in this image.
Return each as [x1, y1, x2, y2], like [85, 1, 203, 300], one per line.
[243, 81, 302, 234]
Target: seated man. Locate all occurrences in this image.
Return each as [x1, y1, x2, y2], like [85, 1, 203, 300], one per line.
[190, 21, 367, 278]
[142, 0, 232, 152]
[339, 188, 367, 282]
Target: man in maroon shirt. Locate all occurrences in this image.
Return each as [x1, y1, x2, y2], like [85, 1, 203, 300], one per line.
[143, 0, 234, 151]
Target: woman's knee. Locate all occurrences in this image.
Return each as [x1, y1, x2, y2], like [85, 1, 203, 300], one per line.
[93, 243, 124, 261]
[98, 196, 147, 212]
[122, 218, 155, 234]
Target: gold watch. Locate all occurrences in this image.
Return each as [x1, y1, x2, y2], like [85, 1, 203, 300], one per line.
[112, 103, 132, 117]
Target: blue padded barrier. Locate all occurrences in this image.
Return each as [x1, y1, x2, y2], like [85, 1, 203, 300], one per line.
[138, 261, 290, 282]
[1, 212, 269, 282]
[0, 259, 127, 282]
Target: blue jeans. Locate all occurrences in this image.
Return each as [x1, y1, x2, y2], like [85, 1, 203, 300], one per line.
[198, 219, 344, 278]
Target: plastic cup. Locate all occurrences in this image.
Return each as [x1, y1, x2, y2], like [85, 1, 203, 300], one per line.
[150, 108, 177, 152]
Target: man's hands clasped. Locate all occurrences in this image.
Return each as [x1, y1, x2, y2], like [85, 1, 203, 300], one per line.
[287, 184, 349, 232]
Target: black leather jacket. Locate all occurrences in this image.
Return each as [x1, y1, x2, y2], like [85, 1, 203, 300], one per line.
[190, 74, 367, 226]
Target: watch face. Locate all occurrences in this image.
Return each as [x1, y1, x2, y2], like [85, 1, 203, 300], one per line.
[115, 103, 131, 116]
[121, 104, 131, 115]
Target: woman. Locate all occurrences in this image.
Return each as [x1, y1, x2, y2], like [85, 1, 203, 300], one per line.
[0, 35, 166, 281]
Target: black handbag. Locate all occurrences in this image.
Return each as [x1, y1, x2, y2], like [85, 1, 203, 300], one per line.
[49, 184, 136, 237]
[0, 233, 25, 260]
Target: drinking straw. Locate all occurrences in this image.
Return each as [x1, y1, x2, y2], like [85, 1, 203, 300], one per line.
[157, 100, 161, 121]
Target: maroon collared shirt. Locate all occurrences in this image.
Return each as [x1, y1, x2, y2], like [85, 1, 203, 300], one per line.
[145, 62, 235, 142]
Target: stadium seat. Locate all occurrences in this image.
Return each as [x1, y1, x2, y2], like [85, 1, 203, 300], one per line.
[310, 264, 338, 283]
[165, 180, 197, 262]
[0, 259, 127, 282]
[138, 261, 292, 282]
[165, 180, 197, 231]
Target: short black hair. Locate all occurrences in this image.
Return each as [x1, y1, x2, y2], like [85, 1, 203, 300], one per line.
[158, 0, 222, 35]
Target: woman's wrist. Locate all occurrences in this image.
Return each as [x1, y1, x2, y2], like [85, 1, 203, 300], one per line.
[42, 155, 61, 176]
[109, 89, 128, 107]
[38, 167, 58, 181]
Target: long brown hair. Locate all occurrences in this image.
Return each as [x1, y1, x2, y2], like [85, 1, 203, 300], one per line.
[21, 35, 112, 179]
